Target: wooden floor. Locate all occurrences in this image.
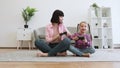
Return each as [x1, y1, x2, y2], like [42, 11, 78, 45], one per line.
[0, 49, 120, 68]
[0, 62, 119, 68]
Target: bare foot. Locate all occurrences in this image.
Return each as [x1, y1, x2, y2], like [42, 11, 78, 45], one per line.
[82, 53, 90, 57]
[36, 51, 48, 57]
[72, 54, 77, 56]
[57, 52, 67, 56]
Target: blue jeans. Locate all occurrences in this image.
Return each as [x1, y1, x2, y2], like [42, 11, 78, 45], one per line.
[69, 45, 95, 56]
[35, 38, 71, 56]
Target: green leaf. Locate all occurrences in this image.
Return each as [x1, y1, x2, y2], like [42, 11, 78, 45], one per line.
[22, 6, 37, 24]
[91, 3, 99, 8]
[91, 3, 99, 17]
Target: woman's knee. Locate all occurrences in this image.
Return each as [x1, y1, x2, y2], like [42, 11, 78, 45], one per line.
[62, 38, 71, 47]
[63, 38, 71, 45]
[35, 39, 44, 47]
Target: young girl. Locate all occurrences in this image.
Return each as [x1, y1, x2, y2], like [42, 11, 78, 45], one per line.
[69, 21, 95, 57]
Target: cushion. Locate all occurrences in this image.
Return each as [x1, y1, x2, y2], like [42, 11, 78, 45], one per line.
[39, 35, 45, 39]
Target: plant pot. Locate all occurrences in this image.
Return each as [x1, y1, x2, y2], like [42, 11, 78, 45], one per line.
[24, 25, 28, 28]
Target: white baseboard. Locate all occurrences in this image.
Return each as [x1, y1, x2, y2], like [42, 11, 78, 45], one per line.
[114, 44, 120, 47]
[113, 44, 120, 49]
[0, 47, 37, 49]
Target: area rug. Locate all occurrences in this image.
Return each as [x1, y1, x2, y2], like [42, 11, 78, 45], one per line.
[0, 49, 120, 62]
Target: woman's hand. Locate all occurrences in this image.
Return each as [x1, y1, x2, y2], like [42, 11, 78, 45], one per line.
[72, 36, 79, 40]
[51, 34, 61, 42]
[54, 34, 61, 39]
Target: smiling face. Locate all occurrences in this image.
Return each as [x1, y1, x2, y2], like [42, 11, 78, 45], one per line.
[79, 22, 88, 34]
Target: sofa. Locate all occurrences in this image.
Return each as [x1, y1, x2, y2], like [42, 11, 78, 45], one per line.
[34, 27, 77, 43]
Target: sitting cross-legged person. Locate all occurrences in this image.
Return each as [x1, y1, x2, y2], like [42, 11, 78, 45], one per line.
[69, 21, 95, 57]
[35, 10, 71, 57]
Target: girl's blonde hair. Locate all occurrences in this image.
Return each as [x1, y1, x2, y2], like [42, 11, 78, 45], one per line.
[79, 21, 87, 26]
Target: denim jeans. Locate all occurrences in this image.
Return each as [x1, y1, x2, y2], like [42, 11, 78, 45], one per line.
[69, 45, 95, 56]
[35, 38, 71, 56]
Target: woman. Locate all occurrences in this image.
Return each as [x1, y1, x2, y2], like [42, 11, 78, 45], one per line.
[35, 10, 71, 57]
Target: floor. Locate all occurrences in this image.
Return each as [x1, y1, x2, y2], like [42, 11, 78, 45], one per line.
[0, 62, 118, 68]
[0, 49, 120, 68]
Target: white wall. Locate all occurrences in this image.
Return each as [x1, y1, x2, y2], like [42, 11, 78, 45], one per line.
[0, 0, 120, 47]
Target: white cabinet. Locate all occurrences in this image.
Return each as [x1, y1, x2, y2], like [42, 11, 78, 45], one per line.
[17, 28, 33, 50]
[88, 7, 113, 49]
[17, 28, 32, 40]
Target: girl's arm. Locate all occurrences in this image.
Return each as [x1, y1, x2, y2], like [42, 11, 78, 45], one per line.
[83, 34, 92, 47]
[69, 33, 79, 40]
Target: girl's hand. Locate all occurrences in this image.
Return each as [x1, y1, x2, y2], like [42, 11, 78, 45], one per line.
[83, 37, 87, 42]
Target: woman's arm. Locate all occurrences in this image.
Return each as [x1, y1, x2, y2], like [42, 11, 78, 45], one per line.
[45, 26, 59, 43]
[64, 26, 71, 36]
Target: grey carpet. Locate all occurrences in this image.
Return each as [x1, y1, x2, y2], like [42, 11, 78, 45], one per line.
[0, 49, 120, 62]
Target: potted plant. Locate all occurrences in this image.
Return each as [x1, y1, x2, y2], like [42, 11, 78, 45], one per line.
[22, 6, 37, 28]
[91, 3, 99, 17]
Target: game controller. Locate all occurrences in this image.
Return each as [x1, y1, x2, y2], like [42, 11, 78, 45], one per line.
[78, 36, 84, 40]
[59, 32, 67, 36]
